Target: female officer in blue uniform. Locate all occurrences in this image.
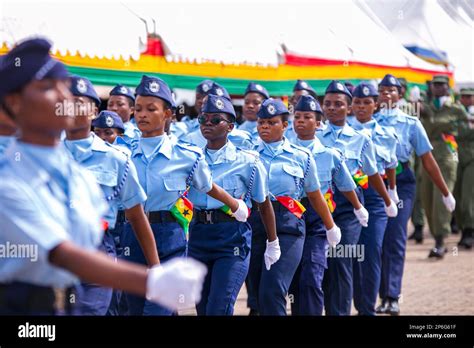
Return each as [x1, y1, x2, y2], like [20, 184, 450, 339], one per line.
[122, 75, 250, 316]
[347, 83, 399, 316]
[107, 84, 141, 151]
[181, 83, 253, 149]
[187, 94, 279, 315]
[317, 81, 398, 316]
[374, 74, 455, 315]
[239, 82, 270, 145]
[289, 95, 367, 315]
[246, 98, 341, 316]
[64, 76, 161, 315]
[0, 38, 206, 315]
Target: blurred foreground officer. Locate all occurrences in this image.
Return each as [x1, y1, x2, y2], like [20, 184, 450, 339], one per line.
[419, 75, 468, 258]
[317, 81, 397, 316]
[107, 84, 141, 151]
[0, 105, 16, 155]
[348, 83, 399, 316]
[65, 77, 160, 315]
[246, 98, 341, 315]
[290, 95, 363, 315]
[374, 74, 456, 315]
[187, 95, 278, 315]
[122, 75, 249, 315]
[0, 38, 206, 315]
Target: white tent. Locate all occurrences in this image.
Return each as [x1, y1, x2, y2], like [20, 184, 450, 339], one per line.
[365, 0, 474, 85]
[0, 0, 147, 60]
[281, 0, 448, 71]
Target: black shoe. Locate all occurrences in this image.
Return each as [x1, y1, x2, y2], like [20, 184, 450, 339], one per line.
[375, 299, 389, 314]
[248, 308, 259, 316]
[428, 246, 447, 259]
[451, 217, 459, 235]
[408, 225, 423, 244]
[387, 298, 400, 316]
[458, 229, 473, 249]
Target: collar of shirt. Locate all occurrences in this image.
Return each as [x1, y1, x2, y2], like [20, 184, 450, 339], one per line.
[123, 121, 140, 138]
[205, 141, 237, 165]
[323, 122, 356, 138]
[257, 136, 294, 156]
[351, 118, 385, 136]
[296, 136, 326, 154]
[134, 134, 171, 161]
[64, 133, 109, 162]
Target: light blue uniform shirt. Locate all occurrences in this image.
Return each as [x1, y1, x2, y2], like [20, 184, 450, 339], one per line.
[170, 121, 188, 140]
[131, 135, 213, 212]
[0, 135, 14, 156]
[296, 137, 356, 195]
[255, 137, 320, 200]
[374, 107, 433, 162]
[181, 127, 253, 150]
[64, 133, 147, 229]
[181, 116, 200, 134]
[115, 121, 141, 151]
[188, 141, 268, 209]
[284, 119, 298, 144]
[238, 120, 260, 145]
[0, 140, 107, 287]
[347, 117, 398, 174]
[316, 123, 378, 177]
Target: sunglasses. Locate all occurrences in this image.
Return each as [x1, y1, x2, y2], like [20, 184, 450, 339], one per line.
[198, 114, 231, 125]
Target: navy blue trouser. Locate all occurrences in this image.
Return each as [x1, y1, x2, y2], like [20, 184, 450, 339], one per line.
[74, 231, 116, 315]
[290, 200, 328, 316]
[247, 208, 305, 316]
[106, 219, 127, 316]
[380, 167, 416, 300]
[188, 220, 251, 315]
[323, 186, 364, 316]
[121, 220, 186, 316]
[353, 185, 388, 315]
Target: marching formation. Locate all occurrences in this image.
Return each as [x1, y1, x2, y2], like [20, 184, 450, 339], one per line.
[0, 38, 470, 317]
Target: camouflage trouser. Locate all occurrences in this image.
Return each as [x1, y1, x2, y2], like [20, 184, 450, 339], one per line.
[421, 156, 458, 238]
[454, 159, 474, 230]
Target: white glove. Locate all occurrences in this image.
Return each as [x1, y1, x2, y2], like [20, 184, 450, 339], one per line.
[384, 200, 398, 218]
[232, 199, 249, 222]
[326, 225, 341, 248]
[442, 192, 456, 212]
[146, 258, 207, 311]
[388, 186, 400, 204]
[264, 238, 281, 271]
[409, 86, 421, 102]
[354, 206, 369, 227]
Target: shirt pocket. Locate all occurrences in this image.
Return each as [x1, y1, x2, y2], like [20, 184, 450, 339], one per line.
[163, 177, 187, 193]
[222, 177, 246, 199]
[343, 150, 361, 174]
[88, 167, 118, 188]
[317, 170, 332, 192]
[374, 143, 392, 164]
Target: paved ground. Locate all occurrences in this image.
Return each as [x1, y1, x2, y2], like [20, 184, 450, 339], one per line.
[230, 225, 474, 315]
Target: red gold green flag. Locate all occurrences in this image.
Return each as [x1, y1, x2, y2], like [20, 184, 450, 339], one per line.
[353, 169, 369, 189]
[324, 188, 336, 213]
[275, 196, 306, 219]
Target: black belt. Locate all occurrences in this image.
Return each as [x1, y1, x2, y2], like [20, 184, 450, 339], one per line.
[271, 200, 293, 212]
[116, 210, 126, 224]
[195, 209, 235, 224]
[146, 211, 176, 224]
[0, 282, 62, 314]
[301, 197, 309, 207]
